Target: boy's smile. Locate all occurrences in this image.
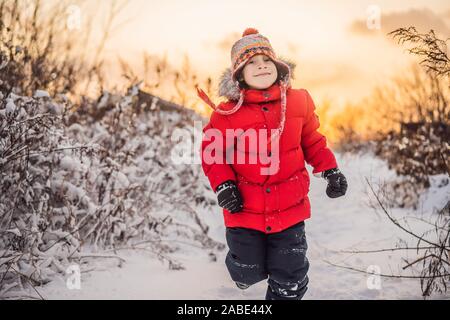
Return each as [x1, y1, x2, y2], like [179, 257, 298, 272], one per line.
[254, 72, 272, 77]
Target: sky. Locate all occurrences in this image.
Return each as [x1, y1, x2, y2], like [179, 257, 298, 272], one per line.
[78, 0, 450, 109]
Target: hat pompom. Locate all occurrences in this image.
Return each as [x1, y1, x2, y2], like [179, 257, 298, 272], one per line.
[242, 28, 259, 37]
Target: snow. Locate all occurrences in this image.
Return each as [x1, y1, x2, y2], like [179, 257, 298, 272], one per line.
[59, 156, 81, 171]
[18, 150, 450, 300]
[5, 98, 16, 114]
[34, 90, 50, 98]
[419, 174, 449, 213]
[5, 228, 22, 237]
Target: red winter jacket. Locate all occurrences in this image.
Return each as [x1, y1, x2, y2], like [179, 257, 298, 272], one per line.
[200, 69, 338, 234]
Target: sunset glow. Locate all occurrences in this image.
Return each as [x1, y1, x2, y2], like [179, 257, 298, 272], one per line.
[78, 0, 450, 110]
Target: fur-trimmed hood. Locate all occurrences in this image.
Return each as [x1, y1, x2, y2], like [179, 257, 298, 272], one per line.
[218, 56, 297, 101]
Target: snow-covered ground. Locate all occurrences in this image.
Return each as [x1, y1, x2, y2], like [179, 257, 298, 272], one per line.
[25, 151, 450, 300]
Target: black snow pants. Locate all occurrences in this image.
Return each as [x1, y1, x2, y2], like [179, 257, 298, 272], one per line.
[225, 221, 310, 300]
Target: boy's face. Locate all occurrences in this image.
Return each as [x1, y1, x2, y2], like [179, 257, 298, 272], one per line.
[241, 54, 278, 90]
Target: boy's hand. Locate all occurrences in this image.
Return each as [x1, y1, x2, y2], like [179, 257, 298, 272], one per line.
[322, 168, 348, 198]
[215, 180, 243, 213]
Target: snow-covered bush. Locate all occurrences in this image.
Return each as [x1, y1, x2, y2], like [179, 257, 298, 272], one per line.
[0, 1, 223, 298]
[374, 122, 449, 209]
[0, 91, 83, 292]
[0, 85, 222, 298]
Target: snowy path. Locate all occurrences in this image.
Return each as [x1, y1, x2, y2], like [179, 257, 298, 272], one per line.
[32, 151, 449, 299]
